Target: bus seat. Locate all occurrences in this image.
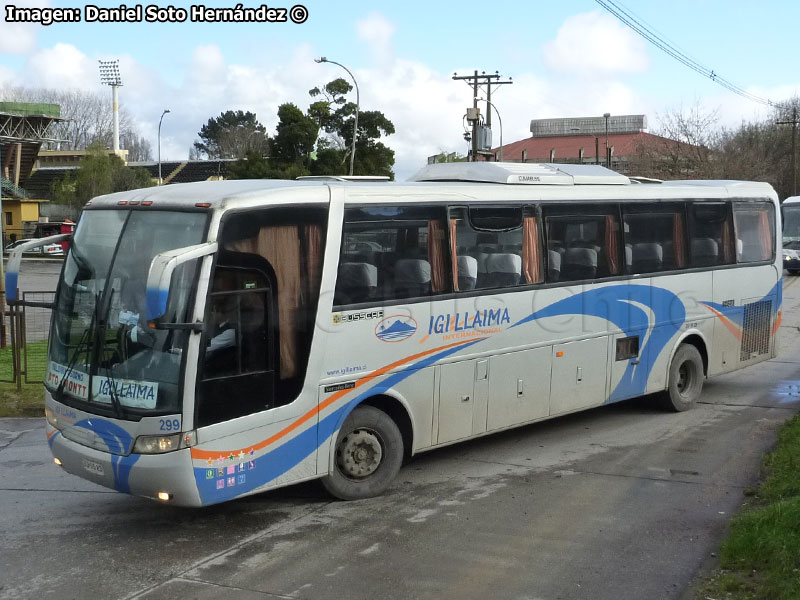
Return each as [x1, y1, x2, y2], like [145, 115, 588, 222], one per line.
[691, 238, 719, 267]
[563, 247, 597, 280]
[335, 262, 377, 304]
[457, 255, 478, 290]
[625, 244, 633, 271]
[470, 249, 491, 287]
[631, 242, 663, 273]
[394, 258, 431, 298]
[662, 240, 675, 268]
[547, 250, 562, 282]
[486, 253, 522, 287]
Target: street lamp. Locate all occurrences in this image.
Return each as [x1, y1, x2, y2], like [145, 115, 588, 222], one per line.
[314, 56, 359, 176]
[99, 60, 123, 152]
[480, 98, 503, 162]
[158, 109, 170, 185]
[603, 112, 611, 168]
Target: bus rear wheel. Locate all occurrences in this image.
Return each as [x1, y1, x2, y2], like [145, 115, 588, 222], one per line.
[322, 405, 404, 500]
[661, 344, 704, 412]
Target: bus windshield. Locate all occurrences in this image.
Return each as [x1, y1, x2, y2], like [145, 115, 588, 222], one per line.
[783, 204, 800, 246]
[47, 209, 208, 417]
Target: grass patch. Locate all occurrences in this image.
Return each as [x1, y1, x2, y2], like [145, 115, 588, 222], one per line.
[698, 414, 800, 600]
[0, 341, 48, 417]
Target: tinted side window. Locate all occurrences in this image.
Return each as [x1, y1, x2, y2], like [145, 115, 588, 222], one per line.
[734, 202, 775, 263]
[450, 206, 541, 290]
[622, 206, 687, 274]
[689, 202, 734, 267]
[335, 206, 451, 305]
[544, 209, 621, 282]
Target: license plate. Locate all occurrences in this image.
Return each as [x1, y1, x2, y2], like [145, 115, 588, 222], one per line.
[82, 459, 104, 477]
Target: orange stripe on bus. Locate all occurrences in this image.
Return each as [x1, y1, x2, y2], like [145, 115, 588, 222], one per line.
[190, 338, 481, 461]
[772, 310, 782, 335]
[703, 305, 743, 342]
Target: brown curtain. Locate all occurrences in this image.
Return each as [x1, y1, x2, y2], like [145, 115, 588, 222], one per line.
[522, 216, 542, 283]
[758, 209, 773, 260]
[672, 213, 686, 268]
[230, 225, 301, 379]
[604, 215, 620, 274]
[428, 220, 447, 293]
[721, 217, 734, 264]
[304, 224, 324, 302]
[449, 218, 460, 291]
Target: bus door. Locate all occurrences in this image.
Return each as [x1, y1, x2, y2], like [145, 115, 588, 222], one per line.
[196, 257, 278, 427]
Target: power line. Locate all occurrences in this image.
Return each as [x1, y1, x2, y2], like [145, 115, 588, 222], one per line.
[595, 0, 779, 108]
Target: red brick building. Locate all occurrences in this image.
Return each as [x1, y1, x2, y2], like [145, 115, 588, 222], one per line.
[490, 115, 690, 176]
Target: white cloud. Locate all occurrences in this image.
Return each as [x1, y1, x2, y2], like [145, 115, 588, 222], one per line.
[543, 11, 650, 75]
[25, 43, 97, 89]
[356, 12, 395, 66]
[0, 0, 51, 54]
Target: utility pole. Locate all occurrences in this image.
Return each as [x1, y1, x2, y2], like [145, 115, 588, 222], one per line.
[452, 70, 512, 161]
[778, 106, 798, 198]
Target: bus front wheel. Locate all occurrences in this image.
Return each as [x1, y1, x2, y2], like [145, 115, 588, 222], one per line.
[322, 405, 404, 500]
[661, 344, 704, 412]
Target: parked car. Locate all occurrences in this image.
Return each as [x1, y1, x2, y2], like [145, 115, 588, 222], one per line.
[4, 239, 64, 257]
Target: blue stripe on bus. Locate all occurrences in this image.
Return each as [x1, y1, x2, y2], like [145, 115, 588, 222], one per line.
[193, 340, 484, 505]
[192, 279, 784, 505]
[72, 419, 140, 493]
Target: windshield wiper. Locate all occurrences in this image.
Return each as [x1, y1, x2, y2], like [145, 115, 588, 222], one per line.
[53, 327, 91, 403]
[94, 288, 126, 419]
[53, 290, 99, 404]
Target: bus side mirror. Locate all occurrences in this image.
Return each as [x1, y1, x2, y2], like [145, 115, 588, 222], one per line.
[5, 233, 72, 302]
[145, 241, 218, 323]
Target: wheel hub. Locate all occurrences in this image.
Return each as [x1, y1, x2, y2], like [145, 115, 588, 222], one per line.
[337, 428, 382, 479]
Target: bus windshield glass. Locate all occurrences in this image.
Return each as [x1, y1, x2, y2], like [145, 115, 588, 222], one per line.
[783, 204, 800, 246]
[46, 209, 208, 417]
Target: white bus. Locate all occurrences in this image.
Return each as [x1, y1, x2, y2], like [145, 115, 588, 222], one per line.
[17, 162, 780, 507]
[781, 195, 800, 273]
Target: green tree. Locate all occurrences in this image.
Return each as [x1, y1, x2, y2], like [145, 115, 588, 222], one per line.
[51, 142, 154, 209]
[270, 103, 318, 170]
[307, 79, 395, 178]
[228, 150, 272, 179]
[193, 110, 267, 159]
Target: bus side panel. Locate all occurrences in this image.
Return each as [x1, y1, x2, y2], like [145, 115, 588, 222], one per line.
[707, 264, 780, 376]
[641, 271, 714, 395]
[190, 404, 320, 506]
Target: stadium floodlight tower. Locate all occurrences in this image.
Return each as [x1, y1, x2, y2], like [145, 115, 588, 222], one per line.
[98, 59, 123, 152]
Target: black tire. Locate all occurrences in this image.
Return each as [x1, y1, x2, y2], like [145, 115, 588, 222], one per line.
[789, 270, 800, 276]
[321, 405, 404, 500]
[660, 344, 704, 412]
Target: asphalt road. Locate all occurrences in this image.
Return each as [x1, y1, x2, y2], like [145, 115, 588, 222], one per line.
[1, 273, 800, 600]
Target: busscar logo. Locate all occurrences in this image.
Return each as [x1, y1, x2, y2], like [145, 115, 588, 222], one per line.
[333, 309, 384, 325]
[375, 315, 417, 342]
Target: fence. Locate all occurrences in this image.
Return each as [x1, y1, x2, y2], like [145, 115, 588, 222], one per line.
[1, 291, 55, 388]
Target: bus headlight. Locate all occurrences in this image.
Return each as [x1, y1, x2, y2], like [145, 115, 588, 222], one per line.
[133, 434, 181, 454]
[45, 409, 59, 429]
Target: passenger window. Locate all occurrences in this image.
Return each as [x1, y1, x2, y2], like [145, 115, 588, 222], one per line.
[335, 206, 451, 305]
[734, 202, 774, 263]
[544, 210, 621, 282]
[622, 207, 687, 274]
[450, 206, 541, 290]
[689, 203, 734, 267]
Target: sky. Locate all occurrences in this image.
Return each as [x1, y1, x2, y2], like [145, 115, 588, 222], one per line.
[1, 0, 799, 180]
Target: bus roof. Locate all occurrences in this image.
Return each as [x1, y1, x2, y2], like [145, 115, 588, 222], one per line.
[409, 162, 631, 185]
[82, 164, 778, 212]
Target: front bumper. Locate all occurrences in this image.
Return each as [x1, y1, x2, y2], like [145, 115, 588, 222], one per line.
[48, 425, 203, 506]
